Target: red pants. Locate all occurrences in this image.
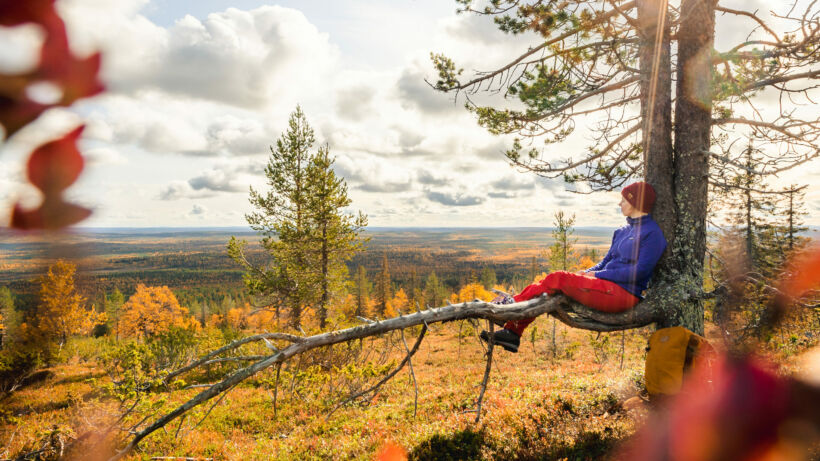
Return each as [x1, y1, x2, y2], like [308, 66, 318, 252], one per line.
[504, 271, 639, 336]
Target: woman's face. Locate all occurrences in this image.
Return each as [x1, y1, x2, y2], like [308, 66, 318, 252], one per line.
[619, 196, 635, 217]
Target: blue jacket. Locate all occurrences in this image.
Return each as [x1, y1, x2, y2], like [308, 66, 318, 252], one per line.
[585, 215, 667, 298]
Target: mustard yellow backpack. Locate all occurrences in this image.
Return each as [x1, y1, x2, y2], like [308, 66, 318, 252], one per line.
[645, 326, 715, 397]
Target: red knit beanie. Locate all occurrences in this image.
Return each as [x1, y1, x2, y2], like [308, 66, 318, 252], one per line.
[621, 182, 656, 213]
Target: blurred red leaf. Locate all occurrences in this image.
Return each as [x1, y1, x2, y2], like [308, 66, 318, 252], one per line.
[376, 443, 407, 461]
[11, 126, 91, 230]
[780, 246, 820, 300]
[11, 200, 90, 230]
[618, 355, 801, 461]
[0, 84, 49, 136]
[0, 0, 103, 139]
[36, 9, 105, 105]
[2, 0, 102, 229]
[52, 52, 105, 105]
[0, 0, 57, 27]
[27, 125, 85, 193]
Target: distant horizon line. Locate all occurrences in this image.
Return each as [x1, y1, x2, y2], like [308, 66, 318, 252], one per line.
[3, 225, 818, 233]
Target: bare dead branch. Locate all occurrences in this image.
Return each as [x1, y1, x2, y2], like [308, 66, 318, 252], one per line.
[709, 180, 808, 195]
[743, 69, 820, 92]
[164, 333, 303, 383]
[716, 6, 782, 43]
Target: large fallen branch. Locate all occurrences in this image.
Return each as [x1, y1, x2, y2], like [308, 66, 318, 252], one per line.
[110, 294, 659, 460]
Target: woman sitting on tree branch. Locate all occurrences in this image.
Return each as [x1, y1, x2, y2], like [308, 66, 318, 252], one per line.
[481, 182, 667, 352]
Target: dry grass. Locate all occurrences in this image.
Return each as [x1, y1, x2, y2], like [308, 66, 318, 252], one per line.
[2, 317, 812, 460]
[0, 318, 653, 460]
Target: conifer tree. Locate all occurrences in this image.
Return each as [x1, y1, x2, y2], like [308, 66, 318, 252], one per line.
[375, 254, 391, 318]
[480, 266, 497, 289]
[549, 211, 576, 272]
[425, 271, 444, 307]
[781, 185, 809, 252]
[408, 268, 418, 308]
[546, 211, 576, 357]
[230, 106, 316, 329]
[528, 256, 539, 282]
[432, 0, 820, 333]
[104, 288, 124, 339]
[712, 143, 781, 275]
[0, 287, 15, 347]
[305, 146, 367, 328]
[354, 266, 371, 318]
[230, 107, 366, 330]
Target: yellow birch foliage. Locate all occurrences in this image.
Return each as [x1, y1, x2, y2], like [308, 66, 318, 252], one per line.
[456, 283, 494, 303]
[21, 260, 102, 345]
[572, 254, 595, 272]
[118, 284, 197, 338]
[385, 288, 409, 318]
[206, 314, 224, 330]
[226, 305, 251, 330]
[247, 306, 276, 331]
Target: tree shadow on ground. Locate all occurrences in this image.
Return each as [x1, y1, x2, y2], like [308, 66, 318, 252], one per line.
[409, 427, 622, 461]
[527, 429, 621, 461]
[409, 428, 490, 461]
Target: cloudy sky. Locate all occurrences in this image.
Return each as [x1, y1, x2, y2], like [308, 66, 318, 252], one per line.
[1, 0, 818, 228]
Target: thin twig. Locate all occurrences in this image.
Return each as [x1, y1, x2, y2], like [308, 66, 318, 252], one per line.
[400, 329, 419, 419]
[272, 363, 281, 418]
[326, 325, 427, 420]
[475, 320, 495, 423]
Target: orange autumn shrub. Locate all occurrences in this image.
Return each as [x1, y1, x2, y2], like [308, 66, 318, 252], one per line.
[118, 285, 198, 339]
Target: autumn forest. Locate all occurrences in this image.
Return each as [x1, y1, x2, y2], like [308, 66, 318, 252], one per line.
[2, 0, 820, 460]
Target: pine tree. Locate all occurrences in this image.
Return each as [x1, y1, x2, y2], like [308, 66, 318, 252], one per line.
[545, 212, 576, 357]
[374, 254, 391, 318]
[238, 106, 316, 329]
[408, 268, 418, 309]
[424, 271, 443, 307]
[230, 107, 366, 330]
[0, 287, 16, 347]
[305, 146, 367, 328]
[431, 0, 819, 334]
[781, 185, 809, 252]
[713, 142, 781, 276]
[104, 288, 124, 340]
[528, 256, 539, 282]
[480, 266, 497, 289]
[354, 266, 371, 318]
[549, 211, 577, 272]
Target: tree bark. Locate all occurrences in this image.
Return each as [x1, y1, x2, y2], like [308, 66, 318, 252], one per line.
[638, 0, 675, 248]
[666, 0, 717, 334]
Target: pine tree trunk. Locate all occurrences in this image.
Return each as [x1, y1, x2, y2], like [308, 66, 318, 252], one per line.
[662, 0, 717, 334]
[638, 0, 675, 247]
[319, 224, 329, 330]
